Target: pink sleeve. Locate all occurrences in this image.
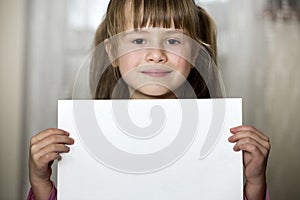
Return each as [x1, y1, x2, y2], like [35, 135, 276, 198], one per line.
[244, 184, 270, 200]
[27, 182, 57, 200]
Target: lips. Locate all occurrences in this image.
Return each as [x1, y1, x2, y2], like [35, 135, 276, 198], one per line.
[140, 67, 172, 78]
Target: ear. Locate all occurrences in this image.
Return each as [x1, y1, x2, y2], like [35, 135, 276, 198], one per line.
[104, 39, 118, 67]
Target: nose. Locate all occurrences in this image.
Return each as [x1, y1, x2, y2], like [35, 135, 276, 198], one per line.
[146, 48, 167, 63]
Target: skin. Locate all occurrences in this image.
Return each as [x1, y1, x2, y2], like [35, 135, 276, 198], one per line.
[116, 28, 192, 99]
[29, 128, 74, 200]
[229, 126, 270, 200]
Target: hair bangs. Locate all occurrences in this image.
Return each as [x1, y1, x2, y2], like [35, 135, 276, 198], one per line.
[130, 0, 196, 34]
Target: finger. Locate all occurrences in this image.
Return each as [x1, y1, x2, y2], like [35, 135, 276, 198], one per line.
[230, 126, 270, 142]
[229, 131, 270, 150]
[37, 152, 62, 169]
[33, 144, 70, 165]
[30, 134, 74, 154]
[241, 145, 266, 178]
[233, 138, 268, 157]
[238, 144, 266, 165]
[233, 144, 265, 166]
[30, 128, 69, 145]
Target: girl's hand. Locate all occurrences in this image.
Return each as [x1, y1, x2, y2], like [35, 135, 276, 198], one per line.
[228, 126, 270, 200]
[29, 128, 74, 200]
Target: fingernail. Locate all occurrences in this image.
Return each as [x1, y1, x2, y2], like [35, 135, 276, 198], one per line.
[233, 145, 239, 152]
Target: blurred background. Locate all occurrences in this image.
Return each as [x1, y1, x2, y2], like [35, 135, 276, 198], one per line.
[0, 0, 299, 199]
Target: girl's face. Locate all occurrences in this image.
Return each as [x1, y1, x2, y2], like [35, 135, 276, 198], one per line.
[108, 4, 195, 99]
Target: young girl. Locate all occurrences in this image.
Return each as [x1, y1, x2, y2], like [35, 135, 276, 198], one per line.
[27, 0, 270, 200]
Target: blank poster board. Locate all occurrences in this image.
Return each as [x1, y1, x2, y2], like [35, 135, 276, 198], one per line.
[58, 99, 243, 200]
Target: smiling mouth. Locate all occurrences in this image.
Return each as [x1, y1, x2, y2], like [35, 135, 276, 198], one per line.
[140, 69, 172, 78]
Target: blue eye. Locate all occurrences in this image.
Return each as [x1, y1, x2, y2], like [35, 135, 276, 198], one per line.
[133, 39, 146, 45]
[166, 39, 181, 45]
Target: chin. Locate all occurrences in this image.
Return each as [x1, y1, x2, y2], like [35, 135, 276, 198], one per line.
[138, 85, 175, 98]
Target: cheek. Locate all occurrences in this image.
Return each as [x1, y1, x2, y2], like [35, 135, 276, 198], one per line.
[118, 51, 144, 75]
[171, 56, 192, 78]
[117, 57, 135, 76]
[181, 62, 192, 77]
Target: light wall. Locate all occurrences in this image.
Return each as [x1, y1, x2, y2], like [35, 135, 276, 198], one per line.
[0, 0, 25, 199]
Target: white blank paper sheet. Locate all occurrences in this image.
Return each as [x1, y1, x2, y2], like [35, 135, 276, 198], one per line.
[58, 99, 243, 200]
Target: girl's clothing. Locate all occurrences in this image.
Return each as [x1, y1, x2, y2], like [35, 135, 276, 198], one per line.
[27, 184, 270, 200]
[27, 182, 57, 200]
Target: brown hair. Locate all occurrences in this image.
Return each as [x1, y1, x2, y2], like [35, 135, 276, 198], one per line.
[90, 0, 221, 99]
